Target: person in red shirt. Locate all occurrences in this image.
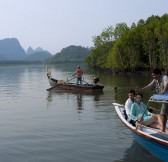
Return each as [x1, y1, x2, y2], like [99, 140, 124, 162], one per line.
[74, 66, 83, 84]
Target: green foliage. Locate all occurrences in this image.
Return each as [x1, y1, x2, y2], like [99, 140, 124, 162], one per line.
[85, 14, 168, 72]
[46, 45, 90, 63]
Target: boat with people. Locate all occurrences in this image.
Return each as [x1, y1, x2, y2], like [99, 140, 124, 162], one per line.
[113, 93, 168, 162]
[46, 67, 104, 93]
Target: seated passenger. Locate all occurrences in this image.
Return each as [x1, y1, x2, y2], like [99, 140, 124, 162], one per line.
[130, 93, 168, 132]
[93, 77, 100, 85]
[125, 90, 135, 118]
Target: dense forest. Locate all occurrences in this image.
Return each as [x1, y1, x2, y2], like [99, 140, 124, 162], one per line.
[85, 14, 168, 72]
[46, 45, 90, 63]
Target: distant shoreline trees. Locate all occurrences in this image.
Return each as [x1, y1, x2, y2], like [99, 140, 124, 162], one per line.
[46, 45, 90, 63]
[85, 14, 168, 72]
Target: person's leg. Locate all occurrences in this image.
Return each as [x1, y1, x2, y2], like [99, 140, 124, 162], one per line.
[80, 77, 82, 84]
[160, 103, 168, 132]
[151, 113, 161, 123]
[160, 115, 167, 132]
[77, 78, 79, 84]
[148, 122, 161, 130]
[142, 115, 162, 131]
[79, 77, 82, 84]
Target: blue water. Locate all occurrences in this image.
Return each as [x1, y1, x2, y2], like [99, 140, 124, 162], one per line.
[0, 64, 162, 162]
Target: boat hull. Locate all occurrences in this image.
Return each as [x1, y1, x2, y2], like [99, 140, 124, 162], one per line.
[47, 78, 104, 92]
[113, 103, 168, 162]
[132, 132, 168, 161]
[49, 83, 104, 92]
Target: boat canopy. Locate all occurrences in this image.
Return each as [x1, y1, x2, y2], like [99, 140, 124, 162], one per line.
[149, 93, 168, 103]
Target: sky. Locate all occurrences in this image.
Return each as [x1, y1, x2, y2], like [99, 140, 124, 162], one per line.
[0, 0, 168, 54]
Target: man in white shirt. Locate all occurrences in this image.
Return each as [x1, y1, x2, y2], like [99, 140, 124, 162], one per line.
[125, 90, 135, 118]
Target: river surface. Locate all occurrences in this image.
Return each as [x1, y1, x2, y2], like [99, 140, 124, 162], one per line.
[0, 64, 163, 162]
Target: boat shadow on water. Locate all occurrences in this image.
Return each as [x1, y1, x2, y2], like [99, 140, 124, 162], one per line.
[46, 89, 104, 111]
[47, 88, 104, 97]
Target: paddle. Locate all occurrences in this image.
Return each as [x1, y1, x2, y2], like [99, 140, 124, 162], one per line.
[46, 83, 62, 91]
[82, 79, 89, 84]
[136, 100, 150, 130]
[66, 76, 76, 82]
[72, 75, 89, 84]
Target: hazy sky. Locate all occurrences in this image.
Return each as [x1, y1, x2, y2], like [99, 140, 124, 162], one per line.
[0, 0, 168, 54]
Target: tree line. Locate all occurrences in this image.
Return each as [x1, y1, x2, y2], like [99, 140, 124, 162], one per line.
[85, 14, 168, 72]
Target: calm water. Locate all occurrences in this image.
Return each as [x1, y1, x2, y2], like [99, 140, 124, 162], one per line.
[0, 64, 163, 162]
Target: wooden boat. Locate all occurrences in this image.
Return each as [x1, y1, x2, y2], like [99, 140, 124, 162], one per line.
[112, 94, 168, 162]
[46, 67, 104, 92]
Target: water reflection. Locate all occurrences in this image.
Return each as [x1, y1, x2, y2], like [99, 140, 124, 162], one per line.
[46, 89, 104, 110]
[114, 86, 118, 100]
[115, 141, 162, 162]
[46, 89, 68, 108]
[76, 94, 83, 111]
[46, 90, 54, 103]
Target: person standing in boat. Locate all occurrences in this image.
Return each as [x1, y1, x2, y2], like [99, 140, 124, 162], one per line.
[141, 68, 168, 132]
[74, 66, 83, 84]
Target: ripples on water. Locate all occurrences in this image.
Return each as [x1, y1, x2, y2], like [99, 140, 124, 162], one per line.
[0, 65, 162, 162]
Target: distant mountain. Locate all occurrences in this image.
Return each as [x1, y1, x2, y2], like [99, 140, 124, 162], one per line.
[0, 38, 53, 62]
[0, 38, 26, 60]
[46, 45, 90, 63]
[26, 46, 45, 55]
[25, 51, 52, 61]
[26, 46, 52, 61]
[0, 38, 89, 63]
[27, 47, 34, 55]
[34, 47, 43, 52]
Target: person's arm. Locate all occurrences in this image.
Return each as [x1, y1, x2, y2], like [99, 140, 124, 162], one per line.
[141, 85, 150, 91]
[142, 80, 155, 91]
[73, 70, 77, 76]
[162, 84, 168, 94]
